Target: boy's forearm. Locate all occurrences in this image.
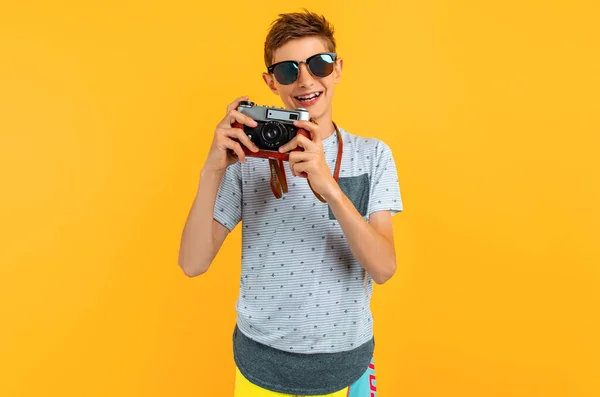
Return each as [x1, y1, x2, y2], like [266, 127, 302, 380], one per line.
[178, 169, 224, 276]
[324, 187, 396, 284]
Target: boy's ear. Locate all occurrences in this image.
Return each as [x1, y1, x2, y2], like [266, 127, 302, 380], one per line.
[334, 58, 343, 84]
[262, 72, 279, 95]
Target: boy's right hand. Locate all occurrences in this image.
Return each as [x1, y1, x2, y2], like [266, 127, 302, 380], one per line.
[203, 96, 260, 174]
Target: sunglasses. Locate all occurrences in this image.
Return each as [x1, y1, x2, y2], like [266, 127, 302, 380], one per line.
[267, 52, 337, 85]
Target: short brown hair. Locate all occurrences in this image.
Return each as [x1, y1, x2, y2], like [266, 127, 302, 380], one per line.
[264, 9, 336, 68]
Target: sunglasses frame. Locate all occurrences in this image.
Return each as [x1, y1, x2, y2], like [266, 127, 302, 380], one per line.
[267, 52, 338, 85]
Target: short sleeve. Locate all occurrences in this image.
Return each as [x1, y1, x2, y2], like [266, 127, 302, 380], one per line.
[367, 141, 403, 217]
[213, 162, 243, 231]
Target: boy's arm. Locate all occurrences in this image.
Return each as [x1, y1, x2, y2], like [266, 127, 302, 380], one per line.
[326, 191, 397, 284]
[178, 96, 258, 277]
[280, 121, 403, 284]
[178, 169, 231, 277]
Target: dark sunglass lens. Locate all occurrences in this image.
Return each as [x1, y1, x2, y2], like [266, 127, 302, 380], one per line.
[309, 54, 335, 77]
[273, 62, 299, 85]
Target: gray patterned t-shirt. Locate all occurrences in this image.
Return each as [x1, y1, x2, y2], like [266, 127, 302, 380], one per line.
[213, 127, 403, 391]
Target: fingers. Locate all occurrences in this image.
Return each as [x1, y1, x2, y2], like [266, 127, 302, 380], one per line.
[226, 96, 249, 114]
[288, 152, 312, 177]
[216, 107, 259, 153]
[222, 138, 246, 163]
[211, 96, 261, 165]
[279, 133, 314, 153]
[278, 136, 298, 153]
[220, 127, 259, 152]
[295, 134, 314, 150]
[288, 154, 299, 177]
[293, 120, 321, 144]
[291, 160, 309, 178]
[228, 109, 258, 128]
[221, 97, 257, 129]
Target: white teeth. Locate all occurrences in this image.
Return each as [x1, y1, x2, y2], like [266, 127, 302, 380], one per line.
[296, 92, 321, 100]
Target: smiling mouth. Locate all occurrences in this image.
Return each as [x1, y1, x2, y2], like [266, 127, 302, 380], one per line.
[294, 91, 322, 104]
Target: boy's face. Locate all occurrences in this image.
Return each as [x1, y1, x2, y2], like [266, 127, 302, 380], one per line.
[263, 36, 343, 123]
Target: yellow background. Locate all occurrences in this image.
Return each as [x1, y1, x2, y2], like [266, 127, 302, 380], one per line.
[1, 1, 598, 396]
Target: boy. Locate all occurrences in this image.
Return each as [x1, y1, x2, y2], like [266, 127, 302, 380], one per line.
[178, 9, 403, 397]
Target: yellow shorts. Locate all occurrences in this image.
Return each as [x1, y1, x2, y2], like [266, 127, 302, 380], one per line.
[233, 357, 377, 397]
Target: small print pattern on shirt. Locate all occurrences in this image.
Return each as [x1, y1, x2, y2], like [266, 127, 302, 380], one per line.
[214, 127, 403, 353]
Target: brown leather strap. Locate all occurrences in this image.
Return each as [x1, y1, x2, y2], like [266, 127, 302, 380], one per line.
[269, 121, 343, 203]
[307, 122, 343, 203]
[277, 159, 288, 194]
[270, 158, 288, 196]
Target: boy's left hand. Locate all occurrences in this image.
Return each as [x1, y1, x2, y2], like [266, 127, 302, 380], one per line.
[278, 120, 339, 199]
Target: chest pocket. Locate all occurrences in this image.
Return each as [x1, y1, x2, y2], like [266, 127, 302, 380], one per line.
[328, 173, 370, 220]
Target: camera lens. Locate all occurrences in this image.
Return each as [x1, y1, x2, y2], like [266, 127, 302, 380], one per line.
[261, 122, 285, 147]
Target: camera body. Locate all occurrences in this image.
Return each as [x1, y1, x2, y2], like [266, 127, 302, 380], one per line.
[236, 101, 310, 152]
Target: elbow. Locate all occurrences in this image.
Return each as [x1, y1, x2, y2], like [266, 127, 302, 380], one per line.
[180, 263, 208, 278]
[369, 239, 397, 285]
[373, 262, 397, 285]
[178, 257, 210, 278]
[181, 265, 206, 278]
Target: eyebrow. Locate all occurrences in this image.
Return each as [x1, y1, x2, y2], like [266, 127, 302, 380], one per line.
[270, 52, 335, 66]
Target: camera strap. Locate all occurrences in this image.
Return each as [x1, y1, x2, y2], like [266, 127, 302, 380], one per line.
[268, 121, 343, 203]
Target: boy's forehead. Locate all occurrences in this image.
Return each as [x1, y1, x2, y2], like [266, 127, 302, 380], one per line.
[271, 36, 329, 64]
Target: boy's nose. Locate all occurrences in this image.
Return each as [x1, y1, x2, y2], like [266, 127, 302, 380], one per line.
[296, 63, 315, 87]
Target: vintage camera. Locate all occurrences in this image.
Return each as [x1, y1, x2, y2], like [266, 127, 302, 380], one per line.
[236, 101, 310, 151]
